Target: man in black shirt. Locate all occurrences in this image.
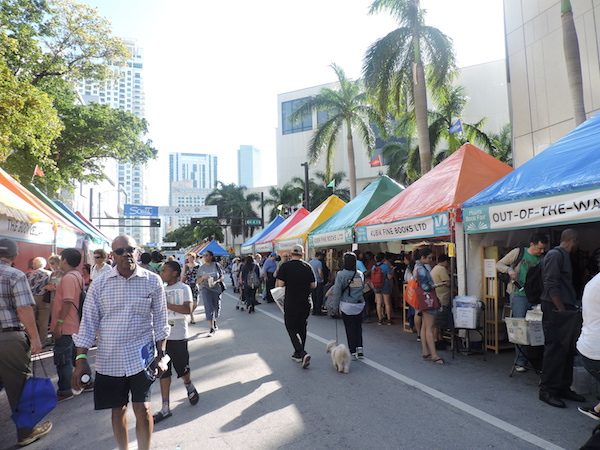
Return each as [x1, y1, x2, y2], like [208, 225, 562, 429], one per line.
[276, 244, 316, 368]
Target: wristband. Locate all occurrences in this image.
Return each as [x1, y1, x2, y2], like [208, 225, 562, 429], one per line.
[57, 319, 64, 325]
[75, 354, 88, 361]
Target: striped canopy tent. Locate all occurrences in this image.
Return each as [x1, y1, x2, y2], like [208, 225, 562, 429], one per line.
[240, 215, 285, 255]
[254, 208, 310, 254]
[196, 240, 230, 257]
[308, 176, 403, 248]
[274, 195, 346, 252]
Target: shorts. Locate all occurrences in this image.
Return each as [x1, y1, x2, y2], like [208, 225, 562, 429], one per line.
[94, 370, 154, 410]
[374, 280, 392, 295]
[161, 339, 190, 379]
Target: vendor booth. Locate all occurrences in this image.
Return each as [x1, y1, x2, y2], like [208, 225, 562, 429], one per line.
[463, 113, 600, 353]
[274, 196, 346, 254]
[355, 144, 513, 336]
[196, 239, 230, 257]
[240, 215, 285, 255]
[308, 176, 403, 249]
[254, 208, 309, 254]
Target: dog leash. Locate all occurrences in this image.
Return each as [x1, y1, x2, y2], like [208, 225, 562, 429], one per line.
[335, 314, 339, 345]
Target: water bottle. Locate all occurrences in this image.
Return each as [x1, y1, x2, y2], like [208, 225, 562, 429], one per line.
[73, 373, 92, 396]
[175, 445, 181, 450]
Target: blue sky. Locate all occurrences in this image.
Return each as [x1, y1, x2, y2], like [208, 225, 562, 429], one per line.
[83, 0, 506, 205]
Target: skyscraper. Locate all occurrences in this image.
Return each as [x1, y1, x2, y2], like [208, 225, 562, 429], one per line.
[168, 152, 218, 229]
[237, 145, 260, 188]
[78, 40, 147, 245]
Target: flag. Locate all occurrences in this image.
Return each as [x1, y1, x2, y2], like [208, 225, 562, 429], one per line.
[326, 179, 335, 188]
[32, 165, 45, 180]
[448, 119, 463, 135]
[369, 154, 383, 167]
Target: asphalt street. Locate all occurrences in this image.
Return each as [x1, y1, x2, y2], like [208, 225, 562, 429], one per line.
[0, 287, 596, 450]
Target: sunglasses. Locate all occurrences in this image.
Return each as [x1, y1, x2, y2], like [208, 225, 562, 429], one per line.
[94, 255, 104, 259]
[113, 246, 136, 256]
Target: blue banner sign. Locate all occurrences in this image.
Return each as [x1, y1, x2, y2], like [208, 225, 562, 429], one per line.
[124, 204, 159, 217]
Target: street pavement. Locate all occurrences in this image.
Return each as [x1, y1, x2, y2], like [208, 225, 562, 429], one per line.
[0, 287, 596, 450]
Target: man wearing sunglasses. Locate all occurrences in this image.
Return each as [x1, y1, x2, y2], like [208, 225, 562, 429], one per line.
[72, 235, 169, 450]
[90, 249, 111, 282]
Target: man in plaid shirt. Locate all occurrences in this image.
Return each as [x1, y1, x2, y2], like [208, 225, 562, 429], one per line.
[73, 235, 169, 450]
[0, 238, 52, 447]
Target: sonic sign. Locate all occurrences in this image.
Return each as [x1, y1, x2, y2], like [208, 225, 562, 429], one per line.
[355, 212, 450, 243]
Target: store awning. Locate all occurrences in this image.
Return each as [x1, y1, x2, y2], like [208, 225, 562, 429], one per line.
[309, 176, 403, 248]
[463, 114, 600, 233]
[254, 208, 310, 253]
[197, 240, 230, 257]
[275, 195, 346, 251]
[240, 215, 285, 255]
[355, 144, 513, 243]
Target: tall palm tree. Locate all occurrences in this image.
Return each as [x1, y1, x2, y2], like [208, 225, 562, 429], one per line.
[363, 0, 455, 175]
[205, 182, 260, 239]
[262, 183, 303, 221]
[488, 124, 513, 166]
[291, 63, 383, 199]
[291, 171, 350, 210]
[381, 137, 419, 185]
[561, 0, 586, 125]
[193, 219, 224, 242]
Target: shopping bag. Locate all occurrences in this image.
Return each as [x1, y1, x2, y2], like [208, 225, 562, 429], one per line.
[12, 357, 57, 429]
[405, 279, 419, 309]
[417, 288, 440, 311]
[270, 287, 285, 313]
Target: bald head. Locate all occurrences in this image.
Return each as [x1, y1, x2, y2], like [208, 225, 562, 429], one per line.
[560, 228, 578, 252]
[112, 234, 137, 251]
[111, 235, 138, 276]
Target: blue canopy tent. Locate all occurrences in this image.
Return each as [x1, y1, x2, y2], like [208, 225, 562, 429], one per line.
[240, 215, 285, 255]
[197, 240, 230, 257]
[463, 114, 600, 233]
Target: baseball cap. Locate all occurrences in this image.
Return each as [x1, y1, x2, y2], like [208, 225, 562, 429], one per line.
[291, 244, 304, 256]
[0, 238, 18, 257]
[269, 252, 277, 257]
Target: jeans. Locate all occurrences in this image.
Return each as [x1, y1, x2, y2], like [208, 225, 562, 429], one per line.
[342, 313, 363, 354]
[53, 335, 74, 394]
[312, 282, 325, 314]
[284, 308, 310, 356]
[539, 302, 582, 395]
[510, 293, 532, 366]
[265, 272, 276, 302]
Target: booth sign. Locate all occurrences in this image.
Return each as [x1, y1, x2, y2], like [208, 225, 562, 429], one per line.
[241, 245, 254, 255]
[255, 242, 273, 253]
[355, 212, 449, 243]
[1, 218, 55, 245]
[309, 228, 353, 247]
[463, 187, 600, 233]
[275, 237, 303, 251]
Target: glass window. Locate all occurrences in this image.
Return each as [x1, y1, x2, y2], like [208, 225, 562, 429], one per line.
[317, 108, 336, 125]
[282, 97, 312, 135]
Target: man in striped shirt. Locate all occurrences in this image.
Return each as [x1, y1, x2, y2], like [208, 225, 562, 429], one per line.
[72, 235, 169, 450]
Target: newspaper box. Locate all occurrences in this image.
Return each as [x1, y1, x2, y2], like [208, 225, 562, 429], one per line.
[452, 296, 480, 329]
[505, 318, 545, 346]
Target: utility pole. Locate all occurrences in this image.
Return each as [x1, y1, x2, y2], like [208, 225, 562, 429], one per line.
[261, 191, 265, 224]
[301, 162, 310, 210]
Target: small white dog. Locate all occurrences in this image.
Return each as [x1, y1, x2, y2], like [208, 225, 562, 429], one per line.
[326, 340, 351, 374]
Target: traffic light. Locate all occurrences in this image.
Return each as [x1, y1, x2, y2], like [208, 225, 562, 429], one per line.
[191, 217, 202, 226]
[150, 218, 161, 228]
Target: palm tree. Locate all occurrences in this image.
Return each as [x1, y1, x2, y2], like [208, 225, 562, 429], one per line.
[291, 63, 383, 199]
[363, 0, 455, 175]
[561, 0, 586, 125]
[381, 137, 419, 185]
[291, 171, 350, 210]
[205, 182, 260, 239]
[262, 183, 303, 221]
[488, 124, 513, 166]
[193, 219, 224, 242]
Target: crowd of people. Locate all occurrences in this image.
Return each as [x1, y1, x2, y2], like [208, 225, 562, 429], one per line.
[3, 227, 600, 448]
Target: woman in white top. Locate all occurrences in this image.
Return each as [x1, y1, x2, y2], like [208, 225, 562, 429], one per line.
[91, 249, 111, 281]
[576, 272, 600, 420]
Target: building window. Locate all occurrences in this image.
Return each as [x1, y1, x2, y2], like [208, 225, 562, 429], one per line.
[282, 97, 312, 135]
[317, 108, 336, 125]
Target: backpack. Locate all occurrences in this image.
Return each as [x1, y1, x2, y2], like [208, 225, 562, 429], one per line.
[247, 265, 260, 289]
[524, 263, 543, 305]
[65, 272, 86, 321]
[497, 247, 524, 285]
[371, 263, 385, 289]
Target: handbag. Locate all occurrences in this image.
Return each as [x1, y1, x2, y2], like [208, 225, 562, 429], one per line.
[12, 356, 57, 429]
[417, 288, 441, 311]
[405, 279, 419, 309]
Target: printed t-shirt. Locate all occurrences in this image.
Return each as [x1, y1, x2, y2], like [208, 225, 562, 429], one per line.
[165, 281, 192, 340]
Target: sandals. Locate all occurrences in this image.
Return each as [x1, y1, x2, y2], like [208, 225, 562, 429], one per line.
[188, 388, 199, 406]
[432, 357, 445, 365]
[422, 354, 431, 360]
[153, 410, 172, 424]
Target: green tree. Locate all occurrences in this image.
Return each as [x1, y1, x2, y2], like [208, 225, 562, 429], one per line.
[205, 182, 260, 239]
[0, 58, 62, 165]
[291, 64, 383, 199]
[292, 171, 350, 210]
[192, 219, 224, 243]
[561, 0, 586, 126]
[488, 124, 513, 166]
[262, 183, 303, 221]
[381, 137, 419, 185]
[163, 224, 199, 249]
[363, 0, 455, 175]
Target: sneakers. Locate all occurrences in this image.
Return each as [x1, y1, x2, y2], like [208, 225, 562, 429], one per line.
[377, 320, 383, 326]
[514, 365, 527, 373]
[351, 353, 358, 361]
[17, 420, 52, 447]
[301, 353, 311, 369]
[386, 320, 393, 326]
[579, 406, 600, 420]
[356, 347, 364, 359]
[57, 392, 74, 402]
[207, 328, 215, 337]
[291, 353, 303, 363]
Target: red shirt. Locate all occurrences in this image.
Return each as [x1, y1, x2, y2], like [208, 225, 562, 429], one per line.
[50, 270, 83, 335]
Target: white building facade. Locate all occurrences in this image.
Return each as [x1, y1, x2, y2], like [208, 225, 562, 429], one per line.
[238, 145, 261, 188]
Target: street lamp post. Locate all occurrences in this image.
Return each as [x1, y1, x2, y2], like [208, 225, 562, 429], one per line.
[300, 162, 310, 210]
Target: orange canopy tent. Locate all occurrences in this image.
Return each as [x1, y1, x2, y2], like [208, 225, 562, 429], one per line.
[355, 144, 513, 243]
[254, 208, 310, 253]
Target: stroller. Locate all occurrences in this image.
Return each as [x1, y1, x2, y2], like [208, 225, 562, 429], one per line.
[235, 286, 246, 311]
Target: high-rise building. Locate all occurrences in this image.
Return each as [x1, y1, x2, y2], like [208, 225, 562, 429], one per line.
[168, 152, 218, 229]
[237, 145, 261, 188]
[78, 40, 147, 245]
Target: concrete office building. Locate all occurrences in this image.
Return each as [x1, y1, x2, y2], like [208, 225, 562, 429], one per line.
[276, 60, 510, 190]
[504, 0, 600, 166]
[238, 145, 261, 188]
[78, 40, 147, 245]
[168, 152, 218, 229]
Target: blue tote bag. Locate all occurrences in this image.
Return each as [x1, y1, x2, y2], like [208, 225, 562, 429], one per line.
[12, 356, 57, 429]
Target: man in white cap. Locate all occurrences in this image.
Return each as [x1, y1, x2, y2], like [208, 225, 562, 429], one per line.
[276, 244, 316, 368]
[0, 238, 52, 446]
